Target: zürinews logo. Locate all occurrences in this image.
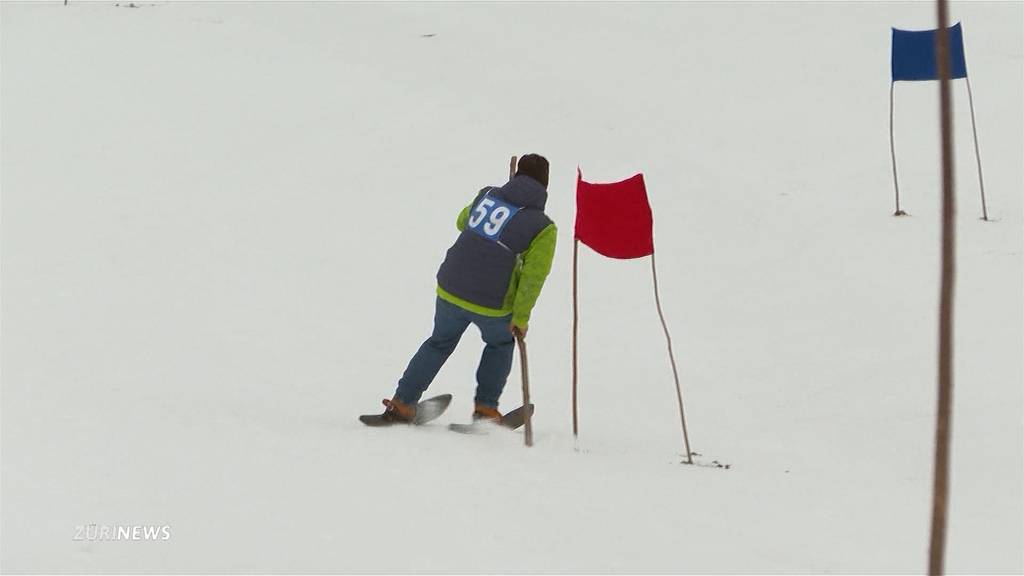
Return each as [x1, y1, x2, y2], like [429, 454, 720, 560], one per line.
[73, 524, 172, 542]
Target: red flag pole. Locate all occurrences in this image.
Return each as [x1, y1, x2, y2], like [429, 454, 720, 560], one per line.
[572, 169, 581, 444]
[572, 238, 580, 442]
[650, 252, 693, 464]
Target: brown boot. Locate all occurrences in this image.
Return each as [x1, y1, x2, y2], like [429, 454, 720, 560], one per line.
[381, 397, 416, 423]
[472, 404, 502, 424]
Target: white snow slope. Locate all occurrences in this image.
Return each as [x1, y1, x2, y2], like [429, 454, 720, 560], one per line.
[2, 1, 1022, 573]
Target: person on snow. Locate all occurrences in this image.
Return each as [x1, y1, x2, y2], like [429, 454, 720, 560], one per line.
[372, 154, 557, 424]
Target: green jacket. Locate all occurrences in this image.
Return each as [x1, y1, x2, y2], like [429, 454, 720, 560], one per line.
[437, 202, 557, 329]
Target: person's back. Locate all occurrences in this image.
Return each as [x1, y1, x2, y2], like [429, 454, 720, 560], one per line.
[363, 154, 557, 425]
[437, 164, 554, 322]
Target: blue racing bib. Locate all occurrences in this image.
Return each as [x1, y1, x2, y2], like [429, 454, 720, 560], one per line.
[467, 193, 520, 242]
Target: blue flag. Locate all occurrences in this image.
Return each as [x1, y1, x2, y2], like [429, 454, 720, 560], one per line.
[891, 23, 968, 82]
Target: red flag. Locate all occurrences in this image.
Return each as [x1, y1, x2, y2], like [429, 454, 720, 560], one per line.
[574, 169, 654, 259]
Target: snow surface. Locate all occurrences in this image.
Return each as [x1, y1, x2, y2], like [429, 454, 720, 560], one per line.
[1, 1, 1022, 573]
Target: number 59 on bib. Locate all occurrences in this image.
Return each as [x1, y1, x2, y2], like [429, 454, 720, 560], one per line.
[468, 195, 520, 241]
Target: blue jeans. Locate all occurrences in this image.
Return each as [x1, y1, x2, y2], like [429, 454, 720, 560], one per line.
[395, 297, 515, 409]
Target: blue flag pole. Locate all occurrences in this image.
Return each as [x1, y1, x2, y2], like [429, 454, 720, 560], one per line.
[890, 81, 906, 216]
[965, 75, 989, 221]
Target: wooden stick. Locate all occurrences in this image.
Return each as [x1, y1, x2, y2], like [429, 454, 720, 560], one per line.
[516, 332, 533, 447]
[929, 4, 957, 574]
[507, 155, 533, 447]
[651, 253, 693, 464]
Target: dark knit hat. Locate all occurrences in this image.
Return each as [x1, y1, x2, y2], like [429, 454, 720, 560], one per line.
[515, 154, 549, 189]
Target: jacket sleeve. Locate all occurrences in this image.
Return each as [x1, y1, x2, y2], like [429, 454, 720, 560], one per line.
[512, 223, 558, 329]
[457, 204, 471, 231]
